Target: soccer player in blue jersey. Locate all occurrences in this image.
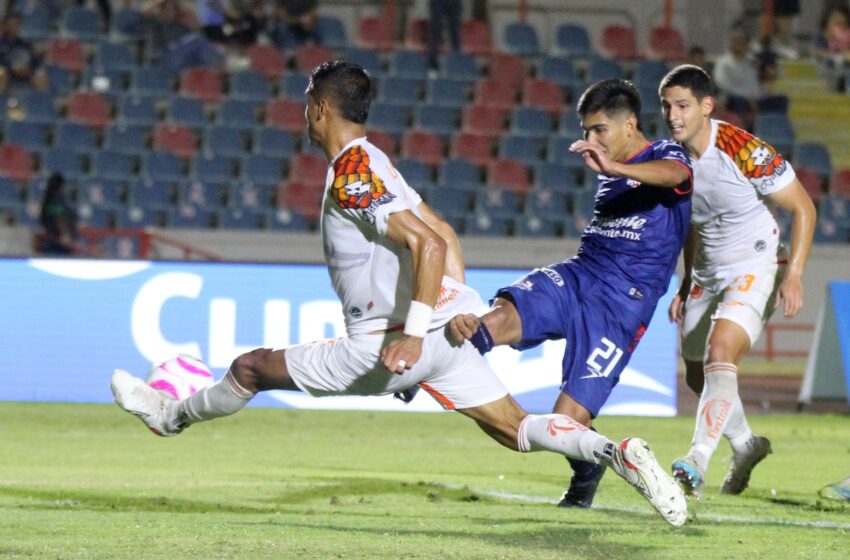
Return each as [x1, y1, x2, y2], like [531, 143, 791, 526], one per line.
[450, 79, 693, 509]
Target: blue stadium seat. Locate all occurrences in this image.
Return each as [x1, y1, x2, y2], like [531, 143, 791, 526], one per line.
[819, 194, 850, 228]
[192, 154, 234, 183]
[465, 213, 511, 236]
[415, 104, 459, 136]
[379, 76, 424, 103]
[511, 107, 552, 138]
[794, 142, 833, 178]
[425, 78, 467, 108]
[62, 7, 101, 42]
[144, 151, 184, 182]
[19, 91, 59, 123]
[242, 154, 284, 185]
[44, 65, 74, 95]
[115, 205, 166, 229]
[535, 162, 582, 193]
[553, 23, 594, 59]
[439, 158, 481, 190]
[424, 185, 473, 219]
[119, 96, 157, 126]
[169, 96, 207, 129]
[113, 8, 145, 40]
[524, 188, 570, 220]
[132, 65, 173, 97]
[813, 216, 850, 243]
[92, 151, 137, 181]
[503, 22, 541, 57]
[168, 204, 214, 228]
[757, 95, 789, 115]
[388, 50, 429, 79]
[279, 73, 310, 99]
[266, 208, 311, 231]
[547, 136, 588, 181]
[77, 206, 115, 229]
[105, 124, 149, 155]
[395, 158, 432, 185]
[538, 56, 580, 93]
[203, 127, 248, 157]
[79, 179, 124, 209]
[316, 15, 348, 48]
[587, 58, 624, 82]
[5, 121, 48, 151]
[42, 149, 86, 180]
[229, 70, 271, 102]
[474, 187, 520, 219]
[632, 60, 669, 88]
[53, 122, 97, 154]
[342, 47, 383, 76]
[129, 179, 173, 209]
[96, 41, 136, 72]
[254, 128, 296, 158]
[217, 207, 264, 230]
[514, 214, 559, 237]
[178, 180, 226, 209]
[20, 5, 51, 41]
[440, 52, 479, 83]
[573, 187, 597, 220]
[754, 114, 795, 154]
[558, 110, 583, 137]
[83, 67, 129, 97]
[229, 181, 273, 210]
[217, 99, 258, 127]
[367, 102, 409, 135]
[499, 135, 544, 165]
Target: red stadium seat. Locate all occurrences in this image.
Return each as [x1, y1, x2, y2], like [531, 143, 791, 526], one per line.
[288, 152, 327, 186]
[473, 78, 517, 111]
[829, 168, 850, 196]
[522, 78, 564, 115]
[401, 130, 444, 166]
[153, 124, 196, 159]
[358, 16, 396, 51]
[179, 67, 221, 103]
[487, 158, 531, 195]
[365, 129, 399, 157]
[265, 98, 306, 134]
[648, 26, 686, 62]
[462, 104, 508, 136]
[46, 38, 85, 72]
[293, 45, 333, 73]
[488, 52, 526, 89]
[277, 180, 322, 222]
[66, 91, 111, 129]
[248, 44, 286, 80]
[450, 132, 493, 166]
[601, 25, 640, 60]
[0, 144, 33, 183]
[795, 167, 825, 202]
[461, 20, 493, 56]
[405, 17, 428, 51]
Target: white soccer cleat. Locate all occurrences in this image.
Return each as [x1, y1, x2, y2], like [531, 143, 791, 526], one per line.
[611, 438, 688, 527]
[110, 368, 185, 437]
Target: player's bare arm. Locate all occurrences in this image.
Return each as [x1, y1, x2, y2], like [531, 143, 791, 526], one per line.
[382, 209, 447, 373]
[417, 201, 465, 284]
[669, 224, 699, 323]
[767, 178, 816, 318]
[570, 140, 689, 187]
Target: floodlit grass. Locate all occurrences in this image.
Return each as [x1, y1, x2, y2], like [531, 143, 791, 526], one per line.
[0, 403, 847, 559]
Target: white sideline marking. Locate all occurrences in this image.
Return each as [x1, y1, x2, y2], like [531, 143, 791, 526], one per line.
[440, 485, 850, 530]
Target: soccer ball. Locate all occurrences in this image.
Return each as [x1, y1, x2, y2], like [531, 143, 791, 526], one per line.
[146, 354, 214, 400]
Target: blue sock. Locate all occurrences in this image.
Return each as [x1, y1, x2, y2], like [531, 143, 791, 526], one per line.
[469, 321, 494, 355]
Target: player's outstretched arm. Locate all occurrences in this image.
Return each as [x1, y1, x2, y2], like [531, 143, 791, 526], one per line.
[417, 201, 465, 284]
[768, 178, 816, 318]
[382, 210, 447, 373]
[569, 140, 690, 187]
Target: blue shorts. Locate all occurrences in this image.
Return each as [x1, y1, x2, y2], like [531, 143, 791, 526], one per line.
[496, 262, 650, 418]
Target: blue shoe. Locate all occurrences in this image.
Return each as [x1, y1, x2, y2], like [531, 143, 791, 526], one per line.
[819, 476, 850, 501]
[671, 456, 705, 499]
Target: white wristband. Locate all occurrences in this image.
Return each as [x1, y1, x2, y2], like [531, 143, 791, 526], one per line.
[403, 300, 433, 338]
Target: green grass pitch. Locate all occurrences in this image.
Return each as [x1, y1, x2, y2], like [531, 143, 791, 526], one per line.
[0, 402, 847, 559]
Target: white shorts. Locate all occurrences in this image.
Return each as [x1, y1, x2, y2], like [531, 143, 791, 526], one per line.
[681, 263, 784, 362]
[284, 326, 508, 410]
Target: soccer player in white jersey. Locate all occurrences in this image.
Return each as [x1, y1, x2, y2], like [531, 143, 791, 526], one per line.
[110, 60, 687, 526]
[659, 65, 816, 498]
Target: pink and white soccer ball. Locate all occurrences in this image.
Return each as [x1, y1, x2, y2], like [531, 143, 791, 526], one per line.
[146, 354, 215, 400]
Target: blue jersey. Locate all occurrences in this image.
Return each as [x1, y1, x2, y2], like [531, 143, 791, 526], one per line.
[573, 140, 692, 319]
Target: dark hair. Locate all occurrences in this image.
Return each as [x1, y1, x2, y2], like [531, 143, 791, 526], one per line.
[659, 64, 716, 101]
[44, 172, 65, 199]
[576, 79, 642, 131]
[307, 60, 372, 124]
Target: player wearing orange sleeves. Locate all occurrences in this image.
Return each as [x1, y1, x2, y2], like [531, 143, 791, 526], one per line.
[659, 65, 816, 498]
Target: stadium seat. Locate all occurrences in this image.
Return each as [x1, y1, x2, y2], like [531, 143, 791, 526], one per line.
[829, 169, 850, 196]
[415, 104, 459, 136]
[795, 167, 826, 202]
[96, 41, 136, 72]
[169, 202, 214, 228]
[451, 132, 494, 166]
[116, 206, 165, 230]
[538, 56, 580, 94]
[461, 19, 493, 56]
[439, 158, 482, 190]
[169, 96, 207, 129]
[91, 150, 137, 182]
[487, 158, 531, 195]
[20, 5, 51, 41]
[67, 92, 111, 130]
[358, 16, 396, 51]
[242, 154, 284, 186]
[558, 109, 583, 137]
[379, 76, 424, 103]
[253, 128, 296, 158]
[119, 96, 157, 126]
[113, 8, 145, 40]
[0, 177, 23, 210]
[465, 213, 510, 236]
[294, 45, 334, 73]
[440, 52, 479, 82]
[794, 142, 833, 179]
[553, 23, 594, 59]
[247, 45, 286, 80]
[266, 207, 311, 231]
[587, 58, 625, 83]
[813, 215, 850, 243]
[395, 158, 433, 186]
[217, 207, 264, 230]
[511, 106, 553, 138]
[231, 181, 273, 211]
[600, 25, 640, 60]
[62, 7, 101, 42]
[712, 109, 746, 129]
[488, 53, 527, 89]
[288, 153, 326, 186]
[265, 98, 306, 134]
[5, 121, 47, 152]
[279, 73, 310, 100]
[153, 124, 196, 159]
[536, 162, 582, 192]
[819, 193, 850, 227]
[105, 124, 149, 155]
[403, 17, 428, 51]
[498, 135, 544, 165]
[317, 15, 348, 48]
[277, 180, 323, 222]
[82, 67, 129, 97]
[54, 121, 97, 154]
[19, 91, 59, 123]
[473, 78, 517, 111]
[522, 78, 564, 115]
[367, 102, 409, 135]
[341, 47, 383, 77]
[648, 27, 686, 62]
[129, 178, 173, 209]
[401, 130, 444, 166]
[474, 187, 520, 219]
[42, 149, 85, 180]
[78, 179, 124, 207]
[462, 105, 507, 137]
[217, 99, 258, 128]
[503, 22, 541, 57]
[229, 71, 271, 102]
[46, 38, 86, 73]
[525, 188, 570, 220]
[426, 78, 468, 108]
[514, 214, 559, 237]
[632, 60, 669, 88]
[44, 65, 73, 95]
[192, 153, 234, 183]
[365, 129, 398, 157]
[548, 135, 589, 180]
[757, 95, 790, 115]
[424, 185, 473, 219]
[132, 65, 173, 97]
[753, 114, 795, 154]
[388, 50, 429, 79]
[144, 150, 185, 181]
[179, 67, 222, 103]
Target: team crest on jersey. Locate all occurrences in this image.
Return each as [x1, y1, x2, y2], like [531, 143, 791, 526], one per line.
[716, 123, 786, 181]
[332, 146, 395, 223]
[754, 239, 766, 252]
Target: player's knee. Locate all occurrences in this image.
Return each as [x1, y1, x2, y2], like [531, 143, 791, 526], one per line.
[705, 336, 741, 364]
[229, 348, 274, 393]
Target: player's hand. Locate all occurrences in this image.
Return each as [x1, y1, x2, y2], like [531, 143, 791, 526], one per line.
[776, 272, 804, 318]
[381, 335, 423, 374]
[668, 293, 685, 323]
[448, 313, 480, 344]
[569, 140, 617, 175]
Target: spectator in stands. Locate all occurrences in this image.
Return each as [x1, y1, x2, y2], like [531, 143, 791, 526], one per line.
[196, 0, 263, 45]
[687, 45, 713, 76]
[713, 31, 762, 127]
[144, 0, 223, 71]
[38, 173, 79, 256]
[269, 0, 320, 48]
[427, 0, 462, 71]
[77, 0, 112, 31]
[767, 0, 801, 59]
[813, 5, 850, 65]
[0, 14, 47, 93]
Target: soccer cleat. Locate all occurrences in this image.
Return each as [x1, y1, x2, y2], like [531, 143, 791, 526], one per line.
[110, 369, 186, 437]
[612, 438, 688, 527]
[672, 456, 705, 499]
[818, 477, 850, 502]
[720, 436, 772, 495]
[557, 463, 606, 508]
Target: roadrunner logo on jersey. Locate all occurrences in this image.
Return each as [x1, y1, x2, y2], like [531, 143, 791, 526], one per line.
[332, 145, 395, 223]
[716, 123, 788, 190]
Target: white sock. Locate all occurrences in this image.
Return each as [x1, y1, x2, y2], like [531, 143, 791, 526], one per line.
[179, 370, 254, 424]
[517, 414, 615, 465]
[689, 362, 742, 471]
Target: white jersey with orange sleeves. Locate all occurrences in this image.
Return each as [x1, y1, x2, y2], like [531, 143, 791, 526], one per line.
[690, 119, 795, 289]
[321, 136, 482, 336]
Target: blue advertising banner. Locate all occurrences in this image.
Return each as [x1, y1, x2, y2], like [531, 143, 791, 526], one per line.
[0, 259, 678, 415]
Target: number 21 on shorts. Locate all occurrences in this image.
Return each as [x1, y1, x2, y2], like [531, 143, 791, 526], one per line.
[582, 337, 623, 379]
